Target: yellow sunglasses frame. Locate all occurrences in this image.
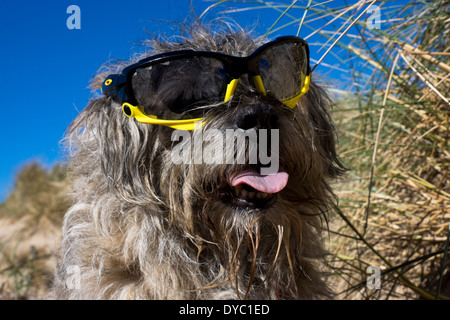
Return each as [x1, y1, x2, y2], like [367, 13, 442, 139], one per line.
[121, 74, 311, 130]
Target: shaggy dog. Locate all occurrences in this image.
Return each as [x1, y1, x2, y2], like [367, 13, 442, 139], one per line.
[54, 24, 344, 299]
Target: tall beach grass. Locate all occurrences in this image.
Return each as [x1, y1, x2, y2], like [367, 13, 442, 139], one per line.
[219, 0, 449, 299]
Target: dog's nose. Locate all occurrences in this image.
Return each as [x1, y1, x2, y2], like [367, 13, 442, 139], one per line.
[235, 105, 278, 131]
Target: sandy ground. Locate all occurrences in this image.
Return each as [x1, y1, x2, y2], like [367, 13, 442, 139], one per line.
[0, 216, 62, 299]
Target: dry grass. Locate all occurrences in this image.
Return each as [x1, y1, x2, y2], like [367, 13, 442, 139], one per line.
[1, 0, 449, 300]
[216, 0, 450, 299]
[326, 1, 449, 299]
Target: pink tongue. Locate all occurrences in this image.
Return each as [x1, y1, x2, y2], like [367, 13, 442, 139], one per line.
[230, 169, 289, 194]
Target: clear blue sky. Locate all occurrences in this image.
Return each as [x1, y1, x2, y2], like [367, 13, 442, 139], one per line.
[0, 0, 369, 201]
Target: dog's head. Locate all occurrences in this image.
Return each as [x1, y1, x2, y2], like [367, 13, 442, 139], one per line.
[68, 24, 344, 298]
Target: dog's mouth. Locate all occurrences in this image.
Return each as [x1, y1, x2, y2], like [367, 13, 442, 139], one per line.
[219, 168, 289, 210]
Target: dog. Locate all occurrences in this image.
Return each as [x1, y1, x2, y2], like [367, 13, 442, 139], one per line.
[54, 23, 344, 299]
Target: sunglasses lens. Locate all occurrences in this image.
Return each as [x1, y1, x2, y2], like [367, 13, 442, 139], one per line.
[259, 42, 308, 102]
[131, 57, 229, 116]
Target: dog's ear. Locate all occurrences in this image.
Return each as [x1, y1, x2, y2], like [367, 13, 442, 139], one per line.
[66, 96, 158, 199]
[304, 82, 346, 177]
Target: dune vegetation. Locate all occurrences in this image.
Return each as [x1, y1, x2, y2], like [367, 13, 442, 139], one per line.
[0, 0, 448, 299]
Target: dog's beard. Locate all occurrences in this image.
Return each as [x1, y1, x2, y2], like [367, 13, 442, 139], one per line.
[157, 96, 333, 299]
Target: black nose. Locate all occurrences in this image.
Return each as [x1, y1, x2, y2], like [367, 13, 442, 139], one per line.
[234, 104, 278, 131]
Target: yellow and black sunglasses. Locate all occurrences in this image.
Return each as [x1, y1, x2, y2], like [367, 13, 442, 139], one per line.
[102, 36, 311, 130]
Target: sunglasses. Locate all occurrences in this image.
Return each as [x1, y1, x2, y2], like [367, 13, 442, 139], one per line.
[102, 36, 311, 130]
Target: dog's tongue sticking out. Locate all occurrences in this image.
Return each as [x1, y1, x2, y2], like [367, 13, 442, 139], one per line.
[230, 169, 289, 194]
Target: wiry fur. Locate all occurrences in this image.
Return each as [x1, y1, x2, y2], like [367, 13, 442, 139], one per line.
[54, 24, 344, 299]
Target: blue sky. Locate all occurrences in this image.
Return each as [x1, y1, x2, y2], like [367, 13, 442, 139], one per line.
[0, 0, 368, 201]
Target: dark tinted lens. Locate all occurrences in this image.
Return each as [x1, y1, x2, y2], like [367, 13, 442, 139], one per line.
[259, 42, 308, 101]
[131, 57, 228, 115]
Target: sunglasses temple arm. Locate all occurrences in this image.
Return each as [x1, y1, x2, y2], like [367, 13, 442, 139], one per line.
[122, 103, 203, 130]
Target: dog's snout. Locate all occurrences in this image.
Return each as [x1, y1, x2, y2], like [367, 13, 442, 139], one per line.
[235, 105, 278, 131]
